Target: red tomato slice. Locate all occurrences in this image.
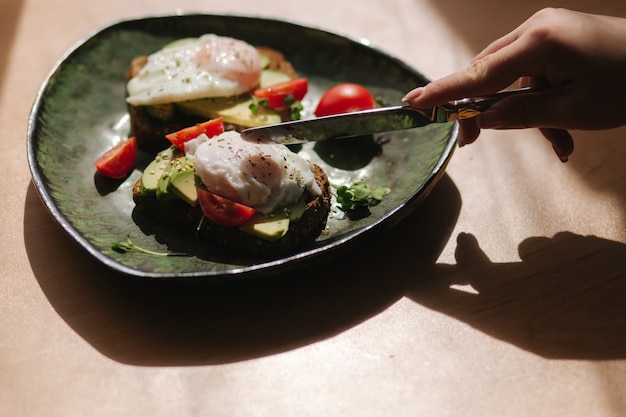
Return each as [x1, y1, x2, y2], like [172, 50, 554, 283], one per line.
[95, 137, 137, 179]
[197, 188, 256, 227]
[314, 83, 376, 117]
[165, 118, 225, 150]
[253, 78, 308, 110]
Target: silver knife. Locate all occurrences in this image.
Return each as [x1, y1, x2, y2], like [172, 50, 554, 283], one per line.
[241, 87, 535, 144]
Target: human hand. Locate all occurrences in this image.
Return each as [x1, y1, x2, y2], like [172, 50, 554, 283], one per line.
[402, 8, 626, 162]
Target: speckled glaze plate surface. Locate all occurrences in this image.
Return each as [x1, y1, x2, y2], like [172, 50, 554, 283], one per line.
[27, 14, 457, 280]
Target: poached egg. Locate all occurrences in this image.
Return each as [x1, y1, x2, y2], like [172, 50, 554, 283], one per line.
[185, 131, 322, 214]
[126, 34, 262, 106]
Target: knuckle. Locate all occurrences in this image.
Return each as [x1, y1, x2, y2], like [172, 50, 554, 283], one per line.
[464, 58, 490, 85]
[525, 8, 572, 49]
[526, 24, 553, 45]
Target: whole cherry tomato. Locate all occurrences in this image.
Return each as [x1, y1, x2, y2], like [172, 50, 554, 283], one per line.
[314, 83, 376, 117]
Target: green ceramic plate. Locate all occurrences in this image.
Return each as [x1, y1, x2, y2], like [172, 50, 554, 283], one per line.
[27, 14, 457, 280]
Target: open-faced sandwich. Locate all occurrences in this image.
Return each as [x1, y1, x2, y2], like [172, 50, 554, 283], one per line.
[126, 34, 306, 150]
[121, 34, 330, 257]
[131, 119, 331, 257]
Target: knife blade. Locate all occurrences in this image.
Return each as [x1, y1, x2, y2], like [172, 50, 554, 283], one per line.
[240, 87, 535, 144]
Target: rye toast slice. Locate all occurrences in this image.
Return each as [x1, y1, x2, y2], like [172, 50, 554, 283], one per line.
[132, 163, 331, 258]
[126, 46, 298, 150]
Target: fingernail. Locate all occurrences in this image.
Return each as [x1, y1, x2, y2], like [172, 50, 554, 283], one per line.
[477, 109, 504, 129]
[402, 87, 424, 103]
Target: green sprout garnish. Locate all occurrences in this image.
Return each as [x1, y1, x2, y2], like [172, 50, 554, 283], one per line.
[248, 95, 303, 120]
[249, 97, 269, 113]
[111, 235, 187, 257]
[334, 181, 391, 212]
[283, 94, 303, 120]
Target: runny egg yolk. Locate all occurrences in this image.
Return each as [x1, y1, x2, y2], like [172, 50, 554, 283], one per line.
[126, 34, 262, 106]
[185, 131, 322, 214]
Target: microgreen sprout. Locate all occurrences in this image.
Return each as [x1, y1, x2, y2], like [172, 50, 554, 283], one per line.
[283, 94, 303, 120]
[334, 181, 391, 212]
[249, 97, 269, 113]
[111, 235, 187, 257]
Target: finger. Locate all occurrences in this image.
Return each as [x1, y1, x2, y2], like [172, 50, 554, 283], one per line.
[454, 232, 491, 267]
[539, 128, 574, 162]
[519, 75, 551, 89]
[402, 58, 518, 108]
[472, 7, 549, 61]
[472, 26, 522, 60]
[404, 32, 551, 108]
[458, 119, 481, 147]
[431, 30, 524, 98]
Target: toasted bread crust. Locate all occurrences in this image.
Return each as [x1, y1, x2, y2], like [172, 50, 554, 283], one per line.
[127, 46, 298, 150]
[132, 164, 331, 258]
[254, 47, 297, 79]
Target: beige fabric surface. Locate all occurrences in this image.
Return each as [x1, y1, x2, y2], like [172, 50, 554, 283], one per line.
[2, 0, 625, 416]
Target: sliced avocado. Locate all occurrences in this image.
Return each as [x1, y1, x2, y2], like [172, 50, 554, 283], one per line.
[169, 169, 198, 206]
[176, 95, 282, 127]
[140, 146, 180, 196]
[156, 156, 194, 201]
[216, 98, 282, 127]
[259, 53, 271, 69]
[259, 70, 291, 88]
[156, 162, 175, 201]
[238, 199, 306, 241]
[240, 213, 290, 242]
[283, 198, 306, 221]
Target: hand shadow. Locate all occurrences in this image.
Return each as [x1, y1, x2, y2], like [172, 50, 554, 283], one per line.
[25, 174, 461, 366]
[407, 231, 626, 359]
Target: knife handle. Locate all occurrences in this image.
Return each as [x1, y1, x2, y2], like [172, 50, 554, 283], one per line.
[428, 86, 537, 122]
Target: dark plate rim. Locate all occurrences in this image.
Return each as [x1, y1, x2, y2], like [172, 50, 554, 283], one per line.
[26, 13, 458, 280]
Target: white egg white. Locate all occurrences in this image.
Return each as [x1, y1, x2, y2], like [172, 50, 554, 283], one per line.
[126, 34, 262, 106]
[185, 131, 322, 214]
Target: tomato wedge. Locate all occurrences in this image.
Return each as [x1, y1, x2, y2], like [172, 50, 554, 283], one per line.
[165, 118, 225, 150]
[95, 137, 137, 179]
[197, 188, 256, 227]
[314, 83, 376, 116]
[253, 78, 308, 110]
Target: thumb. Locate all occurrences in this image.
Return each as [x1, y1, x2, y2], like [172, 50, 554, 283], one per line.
[403, 69, 514, 108]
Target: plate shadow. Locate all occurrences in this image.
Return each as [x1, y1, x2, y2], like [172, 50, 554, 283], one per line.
[25, 173, 461, 365]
